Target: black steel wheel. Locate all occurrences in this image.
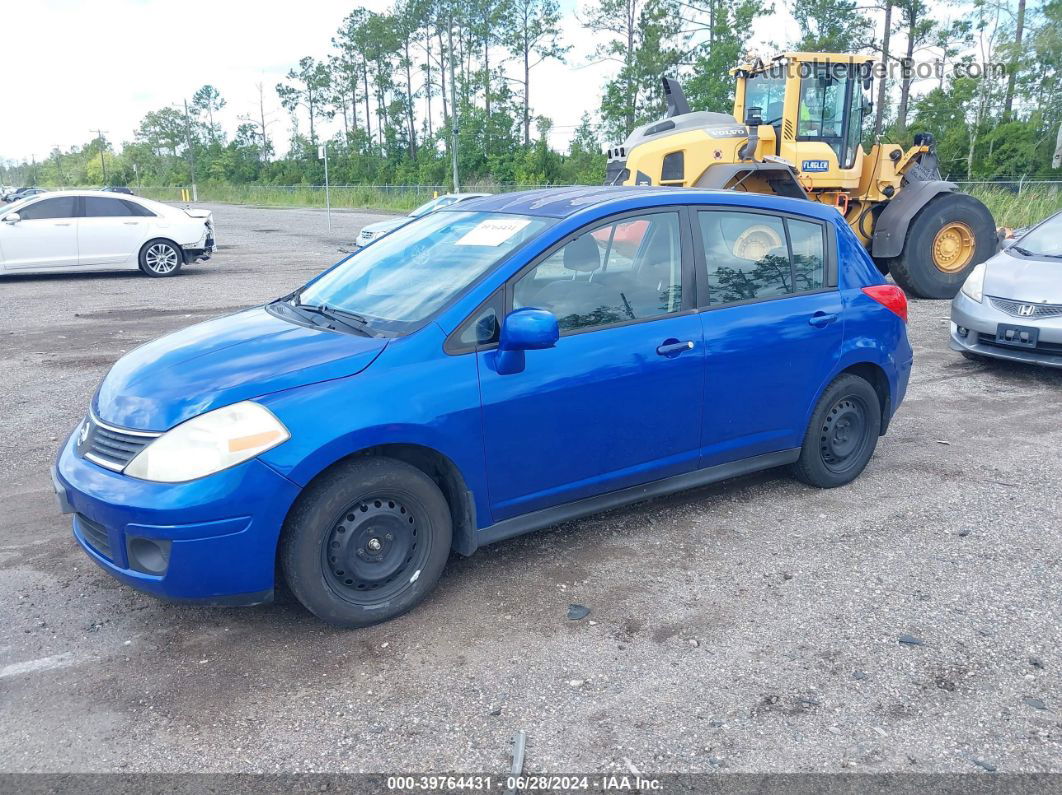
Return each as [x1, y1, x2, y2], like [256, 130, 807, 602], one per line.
[792, 374, 882, 488]
[281, 457, 452, 627]
[818, 395, 871, 475]
[323, 496, 427, 603]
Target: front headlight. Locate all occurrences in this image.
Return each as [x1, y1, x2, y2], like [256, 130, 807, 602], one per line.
[124, 401, 289, 483]
[960, 262, 986, 303]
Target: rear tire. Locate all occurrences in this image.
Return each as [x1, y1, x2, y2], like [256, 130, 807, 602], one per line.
[886, 193, 996, 300]
[791, 374, 882, 488]
[139, 239, 183, 277]
[280, 457, 452, 628]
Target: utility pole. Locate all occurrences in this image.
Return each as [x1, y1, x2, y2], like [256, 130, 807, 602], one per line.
[182, 100, 198, 202]
[447, 22, 459, 193]
[92, 129, 108, 184]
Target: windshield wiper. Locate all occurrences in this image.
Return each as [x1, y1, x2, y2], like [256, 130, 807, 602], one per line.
[321, 305, 371, 325]
[1011, 245, 1035, 256]
[280, 294, 372, 335]
[297, 303, 372, 335]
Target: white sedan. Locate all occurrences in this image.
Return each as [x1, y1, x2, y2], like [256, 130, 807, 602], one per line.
[0, 190, 215, 277]
[355, 192, 490, 247]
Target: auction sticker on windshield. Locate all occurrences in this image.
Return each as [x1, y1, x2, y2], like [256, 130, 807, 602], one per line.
[456, 218, 532, 246]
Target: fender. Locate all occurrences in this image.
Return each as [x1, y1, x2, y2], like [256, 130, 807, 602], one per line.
[801, 336, 906, 440]
[871, 180, 957, 259]
[694, 162, 809, 200]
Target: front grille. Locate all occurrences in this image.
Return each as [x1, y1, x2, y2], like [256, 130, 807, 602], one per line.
[977, 332, 1062, 356]
[989, 296, 1062, 320]
[78, 414, 159, 471]
[76, 514, 112, 560]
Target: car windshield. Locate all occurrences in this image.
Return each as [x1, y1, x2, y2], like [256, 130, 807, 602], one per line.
[2, 195, 42, 215]
[1014, 214, 1062, 257]
[409, 195, 464, 218]
[297, 210, 552, 332]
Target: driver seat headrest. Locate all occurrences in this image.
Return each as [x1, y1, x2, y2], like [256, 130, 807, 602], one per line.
[564, 234, 601, 272]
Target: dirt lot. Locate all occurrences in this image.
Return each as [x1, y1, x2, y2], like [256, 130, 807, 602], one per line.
[1, 202, 1059, 776]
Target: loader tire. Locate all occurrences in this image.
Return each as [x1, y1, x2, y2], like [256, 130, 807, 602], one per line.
[886, 193, 996, 300]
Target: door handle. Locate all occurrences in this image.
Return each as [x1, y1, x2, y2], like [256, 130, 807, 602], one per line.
[54, 222, 72, 227]
[656, 339, 696, 357]
[808, 311, 838, 328]
[123, 221, 139, 225]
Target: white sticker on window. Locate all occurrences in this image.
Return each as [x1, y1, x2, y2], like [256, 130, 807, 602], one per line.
[455, 218, 532, 246]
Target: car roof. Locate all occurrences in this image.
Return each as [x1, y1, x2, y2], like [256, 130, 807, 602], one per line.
[451, 185, 840, 221]
[20, 189, 138, 199]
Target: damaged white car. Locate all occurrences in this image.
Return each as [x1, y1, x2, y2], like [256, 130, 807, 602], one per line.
[0, 190, 215, 277]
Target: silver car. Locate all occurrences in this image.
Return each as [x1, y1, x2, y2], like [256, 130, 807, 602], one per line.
[951, 211, 1062, 368]
[355, 192, 491, 247]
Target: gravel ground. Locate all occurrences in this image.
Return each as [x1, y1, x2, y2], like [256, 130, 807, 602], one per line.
[0, 202, 1059, 776]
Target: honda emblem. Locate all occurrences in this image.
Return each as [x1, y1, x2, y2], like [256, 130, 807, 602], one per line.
[1018, 304, 1035, 317]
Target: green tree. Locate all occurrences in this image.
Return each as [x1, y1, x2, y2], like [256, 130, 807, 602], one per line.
[585, 0, 686, 141]
[681, 0, 769, 114]
[276, 56, 332, 147]
[504, 0, 569, 145]
[790, 0, 871, 51]
[191, 84, 226, 143]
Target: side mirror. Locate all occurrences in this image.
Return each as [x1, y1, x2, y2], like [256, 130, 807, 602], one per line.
[494, 308, 559, 375]
[2, 212, 19, 224]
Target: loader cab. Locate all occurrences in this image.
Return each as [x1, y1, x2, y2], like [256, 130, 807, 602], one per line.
[734, 55, 874, 189]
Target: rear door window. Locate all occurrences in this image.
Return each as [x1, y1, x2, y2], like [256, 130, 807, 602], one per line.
[697, 210, 828, 306]
[83, 197, 135, 217]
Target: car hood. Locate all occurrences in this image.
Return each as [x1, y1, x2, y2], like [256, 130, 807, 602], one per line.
[95, 306, 387, 431]
[361, 216, 410, 235]
[986, 251, 1062, 303]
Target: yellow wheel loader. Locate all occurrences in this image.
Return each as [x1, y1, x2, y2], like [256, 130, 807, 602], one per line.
[604, 53, 997, 299]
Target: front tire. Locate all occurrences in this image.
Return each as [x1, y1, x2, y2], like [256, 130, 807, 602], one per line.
[280, 457, 452, 628]
[791, 374, 882, 488]
[886, 193, 996, 300]
[139, 239, 183, 277]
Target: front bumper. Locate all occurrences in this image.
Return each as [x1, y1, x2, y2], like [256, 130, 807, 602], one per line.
[53, 430, 301, 603]
[950, 292, 1062, 369]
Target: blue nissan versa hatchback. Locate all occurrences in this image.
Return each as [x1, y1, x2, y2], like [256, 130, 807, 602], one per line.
[54, 187, 912, 627]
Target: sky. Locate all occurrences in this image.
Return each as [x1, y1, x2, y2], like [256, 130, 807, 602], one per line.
[0, 0, 622, 162]
[0, 0, 924, 165]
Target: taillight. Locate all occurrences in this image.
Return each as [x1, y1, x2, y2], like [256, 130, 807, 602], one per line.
[861, 285, 908, 323]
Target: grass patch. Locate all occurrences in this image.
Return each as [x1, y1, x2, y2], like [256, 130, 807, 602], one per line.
[969, 186, 1062, 229]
